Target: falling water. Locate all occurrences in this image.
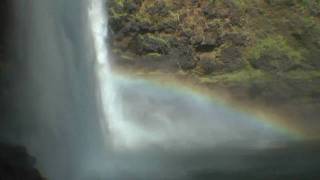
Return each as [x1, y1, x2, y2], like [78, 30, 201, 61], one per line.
[89, 0, 117, 144]
[89, 0, 129, 149]
[89, 0, 155, 150]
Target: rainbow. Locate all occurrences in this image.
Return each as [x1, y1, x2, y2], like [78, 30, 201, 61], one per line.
[112, 70, 311, 141]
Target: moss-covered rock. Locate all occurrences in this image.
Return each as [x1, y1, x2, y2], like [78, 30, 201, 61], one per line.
[196, 53, 222, 75]
[132, 34, 169, 55]
[247, 36, 303, 72]
[194, 32, 222, 52]
[109, 0, 320, 114]
[265, 0, 295, 6]
[172, 45, 196, 71]
[145, 0, 169, 16]
[220, 46, 246, 71]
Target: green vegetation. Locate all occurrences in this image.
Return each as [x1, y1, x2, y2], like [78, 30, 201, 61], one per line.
[136, 34, 170, 55]
[146, 52, 162, 57]
[199, 68, 269, 84]
[298, 0, 320, 7]
[285, 69, 320, 80]
[247, 35, 303, 72]
[108, 0, 320, 111]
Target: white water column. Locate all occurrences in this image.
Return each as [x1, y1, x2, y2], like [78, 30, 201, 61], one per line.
[89, 0, 144, 149]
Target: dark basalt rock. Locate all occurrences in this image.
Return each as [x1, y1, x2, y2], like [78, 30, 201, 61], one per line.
[108, 14, 129, 33]
[156, 19, 179, 33]
[197, 58, 218, 75]
[0, 143, 45, 180]
[223, 33, 247, 46]
[310, 6, 320, 17]
[251, 53, 299, 72]
[203, 6, 231, 19]
[265, 0, 295, 6]
[220, 46, 245, 71]
[113, 18, 155, 38]
[289, 16, 320, 68]
[223, 0, 242, 25]
[229, 10, 241, 25]
[191, 0, 199, 6]
[195, 43, 217, 52]
[171, 45, 196, 70]
[181, 28, 195, 39]
[123, 0, 141, 13]
[146, 1, 169, 16]
[197, 50, 227, 75]
[132, 34, 169, 55]
[194, 33, 223, 52]
[203, 6, 218, 19]
[167, 36, 180, 48]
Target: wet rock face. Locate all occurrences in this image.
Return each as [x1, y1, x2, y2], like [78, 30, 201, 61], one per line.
[146, 1, 169, 16]
[0, 143, 45, 180]
[123, 0, 142, 13]
[223, 33, 247, 46]
[197, 58, 218, 75]
[220, 46, 246, 71]
[172, 45, 196, 70]
[109, 0, 249, 72]
[194, 33, 223, 52]
[252, 53, 298, 72]
[108, 0, 320, 111]
[133, 34, 169, 55]
[265, 0, 295, 6]
[109, 0, 271, 74]
[203, 5, 218, 19]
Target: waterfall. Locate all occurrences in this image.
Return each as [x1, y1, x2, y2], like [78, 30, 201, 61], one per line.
[89, 0, 148, 150]
[89, 0, 125, 148]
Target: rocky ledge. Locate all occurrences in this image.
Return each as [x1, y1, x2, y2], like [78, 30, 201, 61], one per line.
[0, 143, 45, 180]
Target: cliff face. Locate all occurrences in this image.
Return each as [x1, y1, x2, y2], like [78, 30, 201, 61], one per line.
[108, 0, 320, 71]
[108, 0, 320, 128]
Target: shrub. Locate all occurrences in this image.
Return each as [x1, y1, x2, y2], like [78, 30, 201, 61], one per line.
[247, 35, 303, 72]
